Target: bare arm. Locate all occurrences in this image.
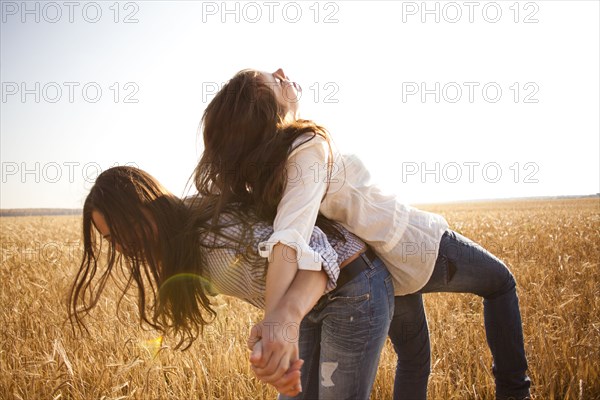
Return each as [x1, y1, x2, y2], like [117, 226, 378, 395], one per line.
[249, 136, 335, 394]
[263, 243, 299, 315]
[277, 268, 328, 320]
[248, 243, 328, 396]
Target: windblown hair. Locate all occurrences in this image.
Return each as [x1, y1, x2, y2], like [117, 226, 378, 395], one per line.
[193, 69, 342, 238]
[68, 166, 216, 350]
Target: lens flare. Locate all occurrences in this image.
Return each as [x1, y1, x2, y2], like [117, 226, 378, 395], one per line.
[159, 273, 217, 296]
[141, 335, 163, 358]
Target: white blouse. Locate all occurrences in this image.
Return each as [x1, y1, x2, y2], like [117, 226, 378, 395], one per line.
[258, 134, 449, 295]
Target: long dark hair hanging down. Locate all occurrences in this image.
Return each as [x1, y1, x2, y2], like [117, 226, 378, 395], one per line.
[68, 166, 216, 350]
[193, 68, 344, 240]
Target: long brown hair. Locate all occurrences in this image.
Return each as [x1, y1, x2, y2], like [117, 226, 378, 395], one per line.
[68, 166, 216, 350]
[194, 69, 341, 237]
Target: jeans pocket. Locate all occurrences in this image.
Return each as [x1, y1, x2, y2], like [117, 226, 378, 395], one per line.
[326, 278, 371, 317]
[327, 291, 370, 303]
[329, 269, 370, 302]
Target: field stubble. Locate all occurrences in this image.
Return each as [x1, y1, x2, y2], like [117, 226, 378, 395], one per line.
[1, 198, 598, 399]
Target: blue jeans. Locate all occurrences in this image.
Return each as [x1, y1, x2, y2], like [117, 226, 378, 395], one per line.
[389, 230, 531, 400]
[280, 255, 395, 400]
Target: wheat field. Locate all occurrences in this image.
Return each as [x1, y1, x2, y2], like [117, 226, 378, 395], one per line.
[1, 198, 598, 399]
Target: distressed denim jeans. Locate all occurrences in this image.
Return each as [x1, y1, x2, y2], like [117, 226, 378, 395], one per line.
[388, 230, 531, 400]
[280, 255, 395, 400]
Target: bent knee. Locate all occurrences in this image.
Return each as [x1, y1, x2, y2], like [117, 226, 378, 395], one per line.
[485, 263, 517, 299]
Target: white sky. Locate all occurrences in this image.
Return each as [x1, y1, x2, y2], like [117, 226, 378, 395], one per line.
[1, 0, 599, 208]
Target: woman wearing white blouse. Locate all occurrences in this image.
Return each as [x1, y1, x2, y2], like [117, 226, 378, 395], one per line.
[194, 68, 532, 400]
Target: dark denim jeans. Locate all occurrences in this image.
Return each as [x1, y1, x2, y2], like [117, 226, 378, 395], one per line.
[388, 230, 531, 400]
[280, 255, 395, 400]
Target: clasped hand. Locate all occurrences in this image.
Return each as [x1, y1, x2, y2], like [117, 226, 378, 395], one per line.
[248, 316, 304, 397]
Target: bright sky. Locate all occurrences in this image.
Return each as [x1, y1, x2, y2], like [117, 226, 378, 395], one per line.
[1, 1, 599, 208]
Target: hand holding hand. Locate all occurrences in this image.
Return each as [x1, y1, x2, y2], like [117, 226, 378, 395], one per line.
[250, 339, 304, 396]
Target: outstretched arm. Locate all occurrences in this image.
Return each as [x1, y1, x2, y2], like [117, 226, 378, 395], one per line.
[249, 247, 328, 396]
[249, 135, 336, 394]
[248, 244, 328, 394]
[264, 243, 302, 316]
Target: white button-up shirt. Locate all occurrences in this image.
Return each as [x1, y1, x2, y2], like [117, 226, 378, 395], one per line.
[259, 134, 449, 295]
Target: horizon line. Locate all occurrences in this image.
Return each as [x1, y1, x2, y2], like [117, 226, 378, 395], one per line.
[1, 194, 598, 217]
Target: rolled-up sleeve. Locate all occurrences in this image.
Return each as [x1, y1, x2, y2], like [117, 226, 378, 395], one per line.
[308, 226, 340, 293]
[258, 135, 330, 271]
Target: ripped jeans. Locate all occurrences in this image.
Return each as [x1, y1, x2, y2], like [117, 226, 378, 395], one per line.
[389, 230, 531, 400]
[280, 255, 394, 400]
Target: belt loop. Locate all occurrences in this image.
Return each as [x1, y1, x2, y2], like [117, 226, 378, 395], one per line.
[361, 248, 375, 269]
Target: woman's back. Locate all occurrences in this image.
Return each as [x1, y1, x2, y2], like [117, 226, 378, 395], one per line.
[195, 208, 366, 308]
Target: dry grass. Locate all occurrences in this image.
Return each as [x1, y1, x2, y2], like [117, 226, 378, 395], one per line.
[1, 198, 598, 399]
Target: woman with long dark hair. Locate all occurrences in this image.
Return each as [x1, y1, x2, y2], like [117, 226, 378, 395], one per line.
[194, 68, 532, 400]
[69, 166, 394, 398]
